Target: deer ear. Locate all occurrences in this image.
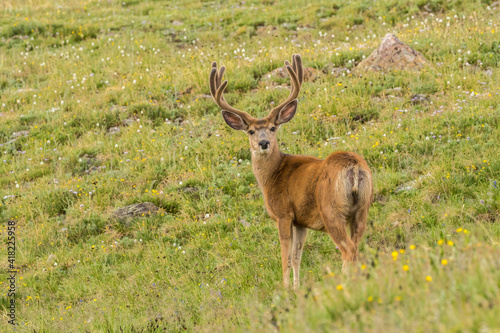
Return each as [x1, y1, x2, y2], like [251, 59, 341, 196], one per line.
[222, 110, 248, 130]
[276, 99, 297, 125]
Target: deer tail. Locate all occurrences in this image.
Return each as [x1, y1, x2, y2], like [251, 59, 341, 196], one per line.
[352, 165, 359, 194]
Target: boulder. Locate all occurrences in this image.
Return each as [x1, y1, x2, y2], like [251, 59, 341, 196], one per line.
[112, 202, 160, 226]
[260, 65, 321, 87]
[356, 33, 430, 72]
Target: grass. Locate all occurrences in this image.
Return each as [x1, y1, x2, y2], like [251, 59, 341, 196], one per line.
[0, 0, 499, 331]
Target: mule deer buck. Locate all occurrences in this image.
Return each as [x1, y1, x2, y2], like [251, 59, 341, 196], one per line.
[209, 55, 373, 288]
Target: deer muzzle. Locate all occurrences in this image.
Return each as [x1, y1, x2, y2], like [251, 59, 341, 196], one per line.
[259, 140, 270, 150]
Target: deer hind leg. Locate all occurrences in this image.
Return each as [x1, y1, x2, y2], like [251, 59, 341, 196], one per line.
[349, 208, 368, 261]
[278, 219, 293, 287]
[321, 209, 357, 272]
[292, 225, 307, 289]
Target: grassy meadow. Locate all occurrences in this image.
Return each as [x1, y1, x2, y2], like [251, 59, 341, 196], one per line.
[0, 0, 499, 331]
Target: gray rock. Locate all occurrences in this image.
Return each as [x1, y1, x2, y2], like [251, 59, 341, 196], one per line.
[112, 202, 160, 225]
[239, 219, 250, 228]
[122, 118, 134, 126]
[12, 130, 29, 138]
[46, 254, 56, 264]
[260, 65, 321, 87]
[410, 94, 430, 104]
[2, 139, 17, 145]
[356, 33, 430, 72]
[180, 186, 198, 193]
[108, 126, 120, 135]
[322, 64, 349, 77]
[16, 88, 36, 94]
[395, 172, 432, 193]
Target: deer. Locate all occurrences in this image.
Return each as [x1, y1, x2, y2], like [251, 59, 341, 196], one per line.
[209, 54, 373, 289]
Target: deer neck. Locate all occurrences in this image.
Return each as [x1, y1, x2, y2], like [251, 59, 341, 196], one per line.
[251, 143, 284, 188]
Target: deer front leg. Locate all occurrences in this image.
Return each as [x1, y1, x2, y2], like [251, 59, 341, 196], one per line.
[278, 219, 293, 288]
[292, 226, 307, 289]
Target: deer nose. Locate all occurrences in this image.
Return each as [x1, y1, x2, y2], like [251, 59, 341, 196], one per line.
[259, 140, 270, 149]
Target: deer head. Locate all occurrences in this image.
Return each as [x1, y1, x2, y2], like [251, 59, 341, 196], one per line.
[209, 55, 303, 156]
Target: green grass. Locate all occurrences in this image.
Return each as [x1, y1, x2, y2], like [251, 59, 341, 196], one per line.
[0, 0, 499, 331]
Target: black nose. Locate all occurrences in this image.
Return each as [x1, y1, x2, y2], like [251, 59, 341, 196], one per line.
[259, 140, 270, 149]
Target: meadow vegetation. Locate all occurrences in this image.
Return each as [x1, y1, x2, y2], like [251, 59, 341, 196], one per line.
[0, 0, 499, 331]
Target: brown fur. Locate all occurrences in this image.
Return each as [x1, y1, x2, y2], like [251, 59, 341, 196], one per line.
[210, 55, 374, 288]
[251, 145, 373, 288]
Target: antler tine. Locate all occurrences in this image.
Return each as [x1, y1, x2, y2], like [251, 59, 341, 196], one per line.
[269, 55, 302, 114]
[294, 54, 303, 85]
[209, 62, 254, 122]
[217, 66, 225, 88]
[209, 66, 218, 97]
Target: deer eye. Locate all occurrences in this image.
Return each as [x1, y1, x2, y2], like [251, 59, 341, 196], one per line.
[270, 127, 277, 132]
[248, 130, 255, 135]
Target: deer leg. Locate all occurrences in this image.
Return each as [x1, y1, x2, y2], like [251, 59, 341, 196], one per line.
[278, 219, 293, 287]
[322, 211, 357, 272]
[292, 225, 307, 289]
[350, 209, 368, 261]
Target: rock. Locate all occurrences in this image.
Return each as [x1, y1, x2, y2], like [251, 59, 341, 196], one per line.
[410, 94, 430, 104]
[322, 64, 349, 77]
[256, 25, 277, 35]
[387, 95, 404, 103]
[395, 172, 432, 193]
[112, 202, 160, 225]
[173, 116, 184, 125]
[162, 28, 177, 38]
[281, 22, 296, 30]
[356, 33, 430, 72]
[16, 88, 36, 94]
[122, 118, 134, 126]
[297, 25, 314, 31]
[373, 194, 387, 204]
[422, 4, 433, 12]
[172, 20, 184, 26]
[180, 186, 198, 193]
[176, 87, 193, 96]
[2, 139, 17, 145]
[239, 219, 250, 228]
[260, 65, 321, 87]
[46, 254, 56, 264]
[108, 126, 120, 135]
[12, 130, 29, 138]
[394, 184, 414, 193]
